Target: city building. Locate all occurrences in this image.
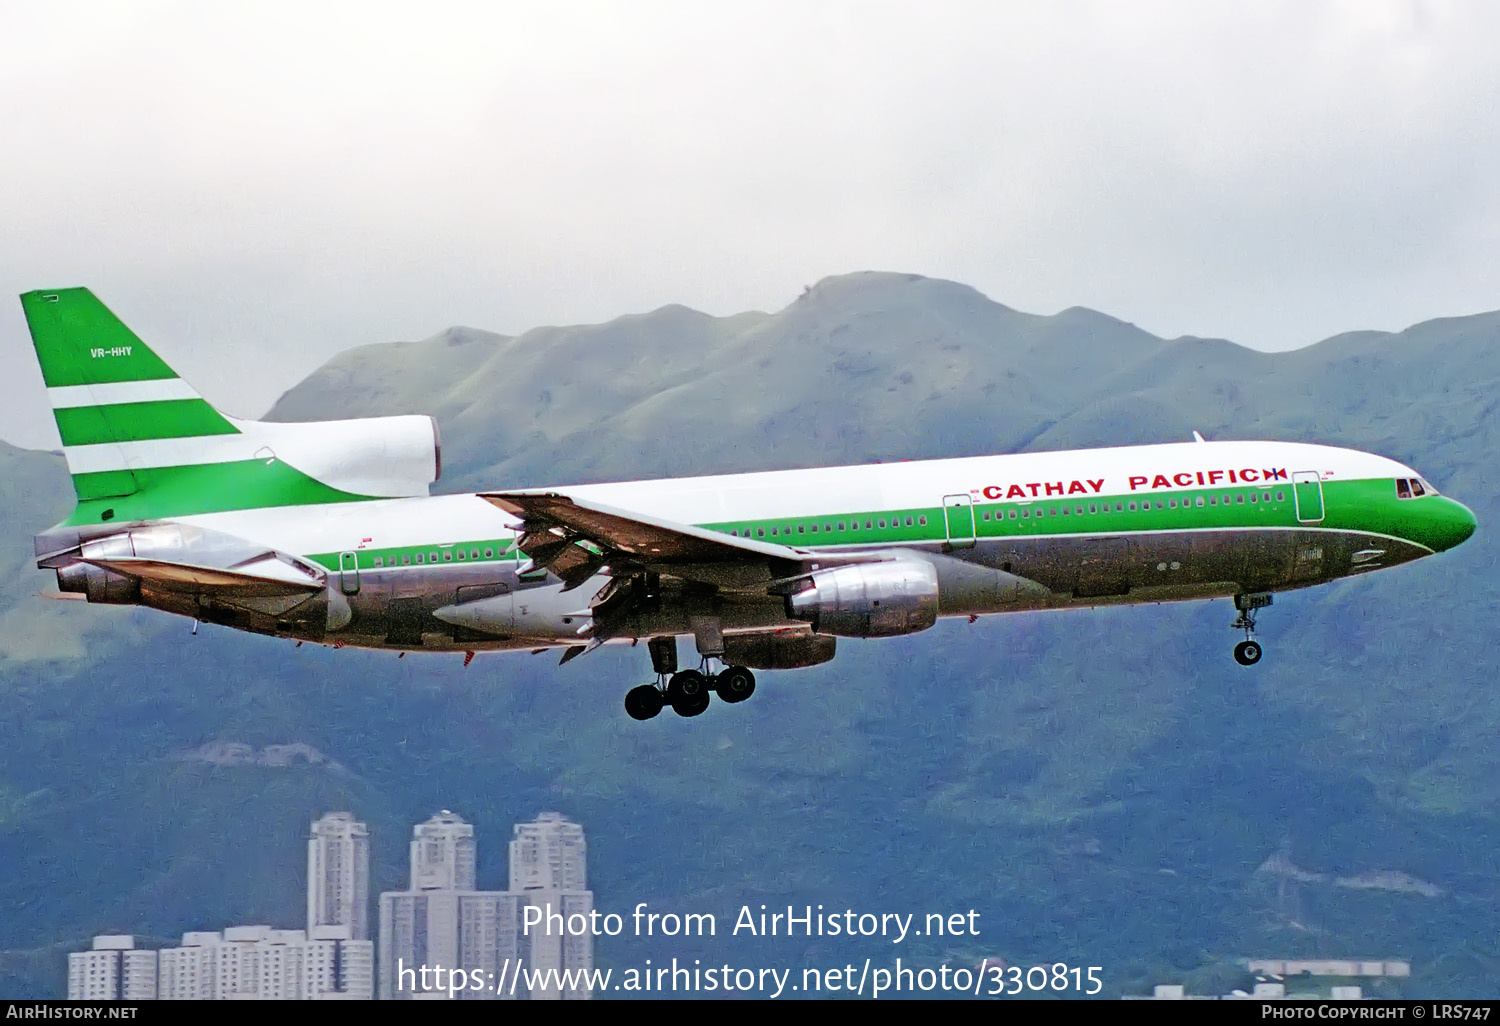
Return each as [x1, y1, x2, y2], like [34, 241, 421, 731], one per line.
[156, 926, 373, 1000]
[67, 935, 156, 1000]
[379, 810, 592, 1000]
[508, 812, 593, 1000]
[510, 811, 587, 892]
[307, 811, 370, 940]
[411, 810, 477, 891]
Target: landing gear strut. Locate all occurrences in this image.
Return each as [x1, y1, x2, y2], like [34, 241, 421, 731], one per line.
[1232, 593, 1271, 666]
[621, 637, 758, 720]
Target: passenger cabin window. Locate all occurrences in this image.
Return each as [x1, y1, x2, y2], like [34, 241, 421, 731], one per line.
[484, 548, 493, 558]
[374, 556, 384, 567]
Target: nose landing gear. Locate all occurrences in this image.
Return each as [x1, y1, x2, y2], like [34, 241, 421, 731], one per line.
[1232, 593, 1272, 665]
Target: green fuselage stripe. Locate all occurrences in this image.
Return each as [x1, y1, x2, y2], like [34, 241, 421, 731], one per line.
[302, 478, 1457, 573]
[64, 460, 378, 525]
[55, 399, 238, 446]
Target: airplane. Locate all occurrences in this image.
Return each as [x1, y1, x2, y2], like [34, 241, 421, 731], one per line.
[21, 288, 1478, 721]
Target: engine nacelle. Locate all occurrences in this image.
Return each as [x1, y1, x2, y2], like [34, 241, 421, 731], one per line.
[56, 561, 139, 604]
[785, 560, 939, 638]
[249, 414, 440, 498]
[722, 632, 837, 669]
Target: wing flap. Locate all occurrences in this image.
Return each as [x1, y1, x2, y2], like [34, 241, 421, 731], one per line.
[481, 490, 818, 588]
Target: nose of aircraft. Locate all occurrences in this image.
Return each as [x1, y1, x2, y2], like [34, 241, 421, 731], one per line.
[1429, 497, 1478, 552]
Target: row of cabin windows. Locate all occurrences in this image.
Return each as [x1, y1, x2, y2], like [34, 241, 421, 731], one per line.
[370, 546, 498, 568]
[724, 490, 1288, 537]
[356, 486, 1294, 567]
[727, 515, 929, 539]
[980, 490, 1286, 519]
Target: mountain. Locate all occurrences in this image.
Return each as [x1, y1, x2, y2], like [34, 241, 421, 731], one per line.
[3, 272, 1499, 997]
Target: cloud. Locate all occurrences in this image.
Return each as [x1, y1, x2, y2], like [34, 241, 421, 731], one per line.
[1, 0, 1496, 447]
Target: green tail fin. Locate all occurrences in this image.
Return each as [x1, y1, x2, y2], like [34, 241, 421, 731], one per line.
[20, 288, 401, 523]
[22, 288, 239, 503]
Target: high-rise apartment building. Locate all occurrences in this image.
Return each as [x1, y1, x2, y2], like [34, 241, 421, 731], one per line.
[411, 810, 477, 891]
[379, 890, 530, 1000]
[380, 810, 592, 1000]
[508, 812, 592, 1000]
[155, 926, 373, 1000]
[67, 936, 156, 1000]
[307, 812, 370, 940]
[509, 811, 587, 892]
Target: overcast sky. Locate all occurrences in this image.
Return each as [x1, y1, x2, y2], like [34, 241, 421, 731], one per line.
[2, 1, 1497, 449]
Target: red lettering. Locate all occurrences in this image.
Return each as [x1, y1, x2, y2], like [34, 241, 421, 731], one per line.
[1208, 470, 1224, 484]
[1195, 471, 1205, 485]
[1026, 483, 1041, 497]
[1151, 475, 1171, 489]
[1228, 469, 1238, 483]
[1173, 472, 1194, 487]
[1240, 468, 1259, 482]
[983, 485, 1003, 500]
[1045, 481, 1064, 496]
[1006, 484, 1027, 499]
[1088, 479, 1104, 493]
[1067, 480, 1088, 495]
[1129, 476, 1147, 491]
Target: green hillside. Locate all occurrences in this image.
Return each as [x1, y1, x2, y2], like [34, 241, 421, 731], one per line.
[3, 272, 1498, 997]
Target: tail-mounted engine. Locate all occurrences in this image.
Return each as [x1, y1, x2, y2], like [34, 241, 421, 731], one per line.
[784, 560, 939, 638]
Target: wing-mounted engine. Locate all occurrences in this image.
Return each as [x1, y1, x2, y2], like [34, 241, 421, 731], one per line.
[784, 559, 940, 638]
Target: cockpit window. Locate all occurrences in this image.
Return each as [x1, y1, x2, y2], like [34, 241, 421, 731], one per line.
[1410, 479, 1426, 497]
[1396, 477, 1436, 499]
[1397, 478, 1411, 499]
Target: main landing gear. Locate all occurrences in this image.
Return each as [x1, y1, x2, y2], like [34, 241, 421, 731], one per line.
[624, 637, 758, 720]
[1232, 593, 1272, 666]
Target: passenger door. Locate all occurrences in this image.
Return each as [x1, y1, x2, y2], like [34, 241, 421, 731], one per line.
[1292, 471, 1325, 523]
[943, 494, 976, 549]
[338, 551, 360, 595]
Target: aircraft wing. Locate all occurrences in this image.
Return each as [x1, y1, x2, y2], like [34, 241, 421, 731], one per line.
[480, 490, 849, 590]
